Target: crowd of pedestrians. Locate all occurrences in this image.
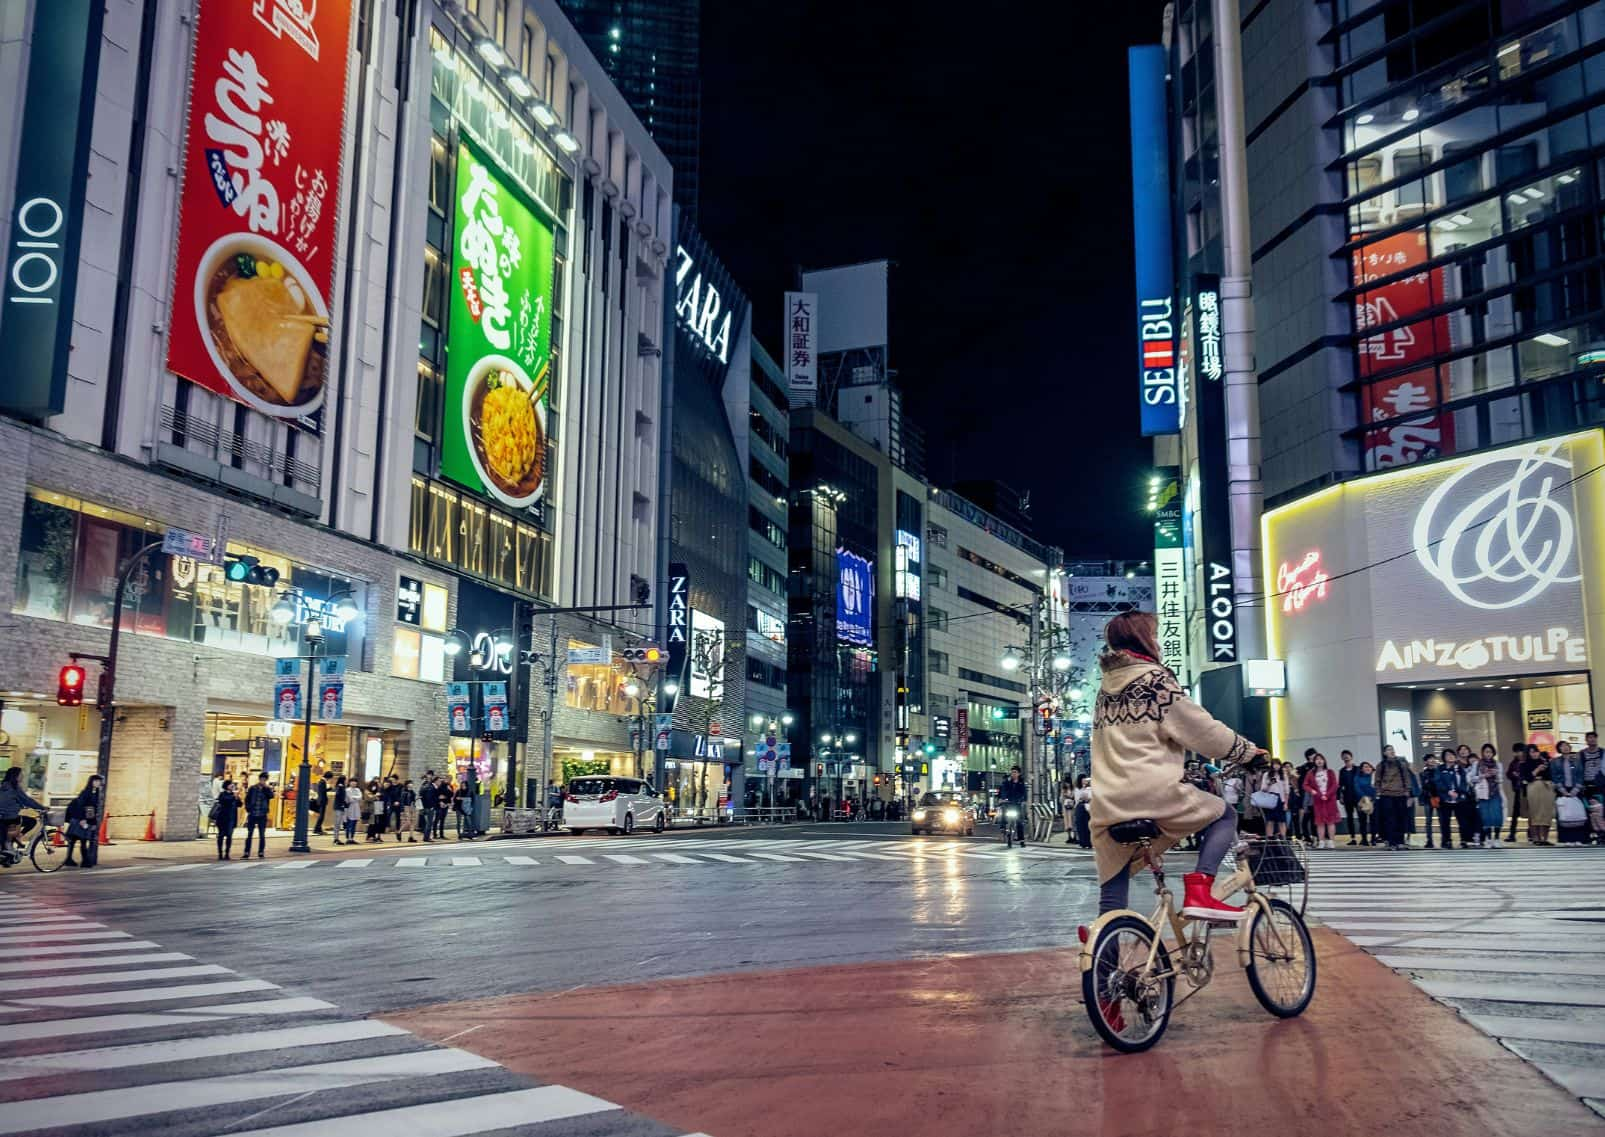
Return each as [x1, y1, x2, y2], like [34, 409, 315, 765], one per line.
[313, 770, 484, 844]
[1230, 732, 1605, 849]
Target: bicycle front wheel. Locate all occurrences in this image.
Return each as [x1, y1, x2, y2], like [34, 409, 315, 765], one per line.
[1082, 915, 1174, 1053]
[31, 828, 69, 873]
[1245, 897, 1316, 1017]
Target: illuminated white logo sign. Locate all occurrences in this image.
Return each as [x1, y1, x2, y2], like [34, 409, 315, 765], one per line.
[252, 0, 322, 62]
[1139, 296, 1177, 409]
[1196, 287, 1222, 381]
[1276, 550, 1329, 614]
[1376, 625, 1586, 673]
[1412, 443, 1580, 611]
[674, 246, 731, 363]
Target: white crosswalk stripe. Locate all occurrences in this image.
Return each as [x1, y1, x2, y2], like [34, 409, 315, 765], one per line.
[0, 892, 727, 1136]
[1304, 846, 1605, 1114]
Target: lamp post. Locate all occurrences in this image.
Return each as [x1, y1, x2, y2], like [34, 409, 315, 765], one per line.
[1000, 621, 1087, 804]
[752, 710, 794, 809]
[270, 587, 361, 855]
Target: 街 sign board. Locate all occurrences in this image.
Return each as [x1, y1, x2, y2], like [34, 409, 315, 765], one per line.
[441, 139, 558, 509]
[0, 0, 105, 420]
[166, 0, 355, 431]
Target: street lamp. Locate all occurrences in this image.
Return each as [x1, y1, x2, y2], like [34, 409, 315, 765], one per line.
[1000, 647, 1023, 671]
[272, 587, 362, 855]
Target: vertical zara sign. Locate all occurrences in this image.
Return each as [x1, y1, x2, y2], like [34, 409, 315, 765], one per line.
[0, 0, 106, 419]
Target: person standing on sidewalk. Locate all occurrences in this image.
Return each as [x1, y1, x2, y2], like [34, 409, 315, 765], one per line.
[331, 776, 349, 845]
[1507, 743, 1536, 843]
[243, 773, 273, 859]
[1580, 731, 1604, 797]
[212, 780, 240, 860]
[312, 774, 330, 837]
[1474, 744, 1504, 848]
[418, 772, 439, 843]
[400, 779, 419, 842]
[342, 777, 362, 843]
[63, 774, 103, 868]
[1338, 751, 1360, 844]
[1375, 745, 1415, 850]
[383, 774, 405, 839]
[1303, 753, 1340, 849]
[1527, 761, 1557, 845]
[1353, 762, 1377, 846]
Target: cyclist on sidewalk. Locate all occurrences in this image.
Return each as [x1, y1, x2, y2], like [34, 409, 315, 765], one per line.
[1090, 612, 1266, 922]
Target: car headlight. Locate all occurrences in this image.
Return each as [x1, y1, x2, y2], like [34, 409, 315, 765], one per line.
[912, 809, 927, 821]
[943, 809, 960, 824]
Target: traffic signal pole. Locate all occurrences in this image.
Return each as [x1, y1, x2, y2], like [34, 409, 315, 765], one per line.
[88, 538, 164, 833]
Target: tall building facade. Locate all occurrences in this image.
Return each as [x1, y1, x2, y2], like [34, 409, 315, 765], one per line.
[1148, 1, 1605, 763]
[0, 0, 671, 833]
[554, 0, 701, 214]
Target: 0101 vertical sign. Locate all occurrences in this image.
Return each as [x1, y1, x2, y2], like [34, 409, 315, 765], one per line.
[1127, 45, 1178, 437]
[0, 0, 105, 419]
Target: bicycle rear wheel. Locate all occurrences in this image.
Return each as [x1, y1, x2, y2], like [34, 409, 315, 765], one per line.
[31, 827, 68, 873]
[1245, 897, 1316, 1017]
[1082, 915, 1174, 1053]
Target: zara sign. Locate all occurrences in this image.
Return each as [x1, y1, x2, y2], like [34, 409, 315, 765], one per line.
[674, 245, 732, 363]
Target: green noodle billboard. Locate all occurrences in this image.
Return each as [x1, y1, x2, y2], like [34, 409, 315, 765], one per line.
[441, 139, 556, 509]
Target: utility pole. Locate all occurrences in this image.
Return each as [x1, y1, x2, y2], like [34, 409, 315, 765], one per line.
[540, 611, 558, 831]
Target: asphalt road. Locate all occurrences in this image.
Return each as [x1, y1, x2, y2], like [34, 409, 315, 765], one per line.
[6, 825, 1098, 1016]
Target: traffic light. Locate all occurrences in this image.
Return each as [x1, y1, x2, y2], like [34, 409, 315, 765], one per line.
[56, 664, 86, 707]
[923, 741, 936, 756]
[990, 706, 1006, 721]
[224, 556, 279, 588]
[633, 577, 651, 606]
[816, 763, 825, 777]
[621, 644, 663, 664]
[1038, 704, 1055, 735]
[873, 774, 883, 786]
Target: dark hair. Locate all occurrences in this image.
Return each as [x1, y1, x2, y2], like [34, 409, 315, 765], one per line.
[2, 767, 19, 787]
[258, 772, 269, 781]
[1340, 750, 1353, 758]
[1304, 747, 1317, 759]
[1481, 743, 1497, 757]
[1103, 611, 1164, 667]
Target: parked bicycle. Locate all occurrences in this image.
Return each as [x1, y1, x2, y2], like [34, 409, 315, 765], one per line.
[0, 809, 69, 873]
[1079, 822, 1315, 1053]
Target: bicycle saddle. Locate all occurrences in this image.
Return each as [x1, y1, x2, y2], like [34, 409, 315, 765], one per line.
[1108, 818, 1161, 844]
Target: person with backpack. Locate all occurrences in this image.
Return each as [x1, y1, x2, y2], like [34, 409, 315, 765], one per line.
[243, 773, 274, 859]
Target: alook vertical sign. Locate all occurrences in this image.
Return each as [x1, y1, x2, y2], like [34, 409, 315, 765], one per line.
[0, 0, 106, 419]
[1128, 45, 1178, 437]
[1192, 274, 1238, 663]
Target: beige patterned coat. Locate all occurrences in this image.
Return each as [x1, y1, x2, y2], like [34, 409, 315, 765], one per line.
[1090, 655, 1254, 884]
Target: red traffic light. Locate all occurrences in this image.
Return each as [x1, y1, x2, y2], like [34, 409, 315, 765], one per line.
[57, 664, 86, 707]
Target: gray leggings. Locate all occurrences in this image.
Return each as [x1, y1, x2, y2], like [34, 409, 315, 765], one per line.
[1098, 798, 1238, 914]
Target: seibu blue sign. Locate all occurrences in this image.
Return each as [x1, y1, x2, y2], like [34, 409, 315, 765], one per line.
[1128, 45, 1179, 437]
[835, 549, 874, 647]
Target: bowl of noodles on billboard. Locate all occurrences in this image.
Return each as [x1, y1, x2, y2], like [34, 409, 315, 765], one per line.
[191, 233, 329, 419]
[461, 353, 548, 508]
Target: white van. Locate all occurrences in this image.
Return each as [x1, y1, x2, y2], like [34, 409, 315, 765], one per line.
[563, 776, 667, 835]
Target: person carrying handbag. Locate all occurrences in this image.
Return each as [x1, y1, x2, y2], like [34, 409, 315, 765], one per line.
[64, 775, 103, 868]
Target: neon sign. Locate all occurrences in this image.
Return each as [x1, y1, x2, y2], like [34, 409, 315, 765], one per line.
[1376, 626, 1586, 674]
[1276, 551, 1329, 614]
[674, 245, 731, 363]
[1412, 442, 1580, 611]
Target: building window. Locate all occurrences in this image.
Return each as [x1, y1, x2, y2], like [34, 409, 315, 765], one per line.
[928, 607, 949, 633]
[927, 523, 948, 548]
[928, 650, 949, 675]
[927, 565, 947, 589]
[748, 557, 785, 595]
[748, 506, 784, 550]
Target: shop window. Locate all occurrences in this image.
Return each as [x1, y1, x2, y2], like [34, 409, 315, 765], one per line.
[565, 640, 641, 715]
[15, 491, 76, 622]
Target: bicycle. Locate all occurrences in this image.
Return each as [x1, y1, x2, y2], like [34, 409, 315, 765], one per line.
[1001, 805, 1024, 848]
[1079, 820, 1316, 1053]
[0, 810, 70, 873]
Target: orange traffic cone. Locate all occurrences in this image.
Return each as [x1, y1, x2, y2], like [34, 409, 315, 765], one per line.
[141, 810, 158, 841]
[98, 814, 114, 846]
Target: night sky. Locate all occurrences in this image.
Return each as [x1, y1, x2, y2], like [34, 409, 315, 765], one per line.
[698, 1, 1169, 559]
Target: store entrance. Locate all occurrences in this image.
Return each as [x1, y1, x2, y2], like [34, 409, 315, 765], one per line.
[1378, 671, 1594, 758]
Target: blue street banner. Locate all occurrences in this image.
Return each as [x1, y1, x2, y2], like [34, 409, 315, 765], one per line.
[655, 713, 673, 751]
[835, 548, 874, 647]
[273, 658, 301, 721]
[1129, 45, 1179, 437]
[447, 683, 472, 735]
[484, 681, 509, 734]
[316, 657, 346, 722]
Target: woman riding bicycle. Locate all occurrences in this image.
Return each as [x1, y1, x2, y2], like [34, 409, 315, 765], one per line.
[1, 766, 48, 855]
[1090, 612, 1267, 922]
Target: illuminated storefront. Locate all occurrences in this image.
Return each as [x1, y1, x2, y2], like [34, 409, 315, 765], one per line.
[1263, 430, 1604, 761]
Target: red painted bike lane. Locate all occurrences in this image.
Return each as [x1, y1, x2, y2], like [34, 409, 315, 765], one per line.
[385, 928, 1604, 1137]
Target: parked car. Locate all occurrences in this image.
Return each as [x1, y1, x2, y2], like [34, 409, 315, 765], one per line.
[910, 791, 975, 837]
[564, 777, 668, 835]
